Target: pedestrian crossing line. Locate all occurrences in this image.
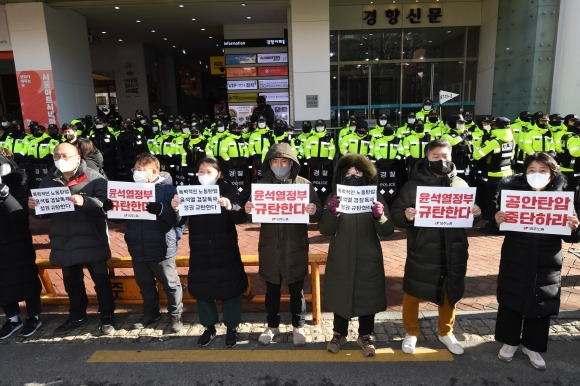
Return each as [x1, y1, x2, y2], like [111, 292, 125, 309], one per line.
[88, 348, 453, 363]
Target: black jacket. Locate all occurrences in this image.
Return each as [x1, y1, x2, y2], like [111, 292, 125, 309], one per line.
[495, 174, 580, 316]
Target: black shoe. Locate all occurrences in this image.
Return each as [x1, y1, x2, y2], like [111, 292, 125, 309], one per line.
[100, 314, 116, 335]
[0, 318, 23, 339]
[225, 328, 237, 348]
[54, 316, 88, 335]
[20, 317, 43, 337]
[132, 312, 161, 330]
[197, 325, 216, 347]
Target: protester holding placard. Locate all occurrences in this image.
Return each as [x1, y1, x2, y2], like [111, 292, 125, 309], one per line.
[493, 152, 580, 370]
[171, 157, 248, 348]
[320, 153, 394, 357]
[244, 143, 321, 347]
[124, 154, 184, 334]
[391, 139, 481, 356]
[27, 143, 116, 336]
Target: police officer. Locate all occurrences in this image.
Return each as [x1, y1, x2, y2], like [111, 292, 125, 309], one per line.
[396, 112, 416, 139]
[520, 112, 556, 161]
[250, 96, 275, 129]
[372, 123, 405, 208]
[338, 117, 357, 143]
[205, 119, 229, 161]
[403, 120, 431, 176]
[441, 114, 474, 183]
[510, 111, 533, 173]
[415, 98, 434, 122]
[5, 121, 27, 166]
[219, 122, 250, 202]
[184, 123, 208, 185]
[340, 119, 372, 157]
[22, 125, 60, 189]
[117, 118, 149, 181]
[424, 110, 444, 137]
[247, 115, 274, 181]
[303, 119, 335, 203]
[89, 118, 118, 180]
[369, 114, 389, 140]
[556, 118, 580, 210]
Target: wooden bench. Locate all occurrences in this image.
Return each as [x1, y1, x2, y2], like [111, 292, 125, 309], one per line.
[36, 253, 328, 325]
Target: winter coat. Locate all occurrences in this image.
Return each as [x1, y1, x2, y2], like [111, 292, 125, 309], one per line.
[185, 179, 248, 301]
[495, 173, 579, 317]
[251, 143, 322, 285]
[319, 154, 395, 319]
[0, 162, 42, 305]
[124, 173, 183, 263]
[391, 160, 470, 306]
[37, 160, 111, 267]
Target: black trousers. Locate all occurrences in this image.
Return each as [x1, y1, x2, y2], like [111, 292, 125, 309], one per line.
[333, 313, 375, 337]
[494, 304, 551, 353]
[2, 296, 42, 319]
[265, 279, 305, 328]
[62, 261, 115, 319]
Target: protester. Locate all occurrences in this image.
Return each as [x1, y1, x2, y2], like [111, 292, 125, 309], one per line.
[319, 153, 394, 357]
[493, 152, 579, 370]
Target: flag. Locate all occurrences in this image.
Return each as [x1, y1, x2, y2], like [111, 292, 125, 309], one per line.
[439, 90, 459, 105]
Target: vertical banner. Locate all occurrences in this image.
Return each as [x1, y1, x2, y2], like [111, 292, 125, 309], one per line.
[16, 70, 59, 128]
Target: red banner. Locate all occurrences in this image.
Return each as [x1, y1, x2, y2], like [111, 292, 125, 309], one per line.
[258, 66, 289, 76]
[226, 67, 257, 77]
[16, 70, 59, 129]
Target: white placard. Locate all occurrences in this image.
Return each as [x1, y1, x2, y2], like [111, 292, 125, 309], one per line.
[258, 79, 289, 89]
[30, 187, 75, 215]
[257, 53, 288, 63]
[227, 80, 258, 90]
[259, 92, 289, 102]
[251, 184, 310, 223]
[414, 186, 476, 228]
[107, 181, 156, 220]
[439, 90, 459, 105]
[336, 184, 376, 214]
[499, 190, 573, 235]
[176, 185, 221, 215]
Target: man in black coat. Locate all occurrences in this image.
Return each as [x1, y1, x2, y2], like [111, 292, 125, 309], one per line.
[250, 96, 275, 129]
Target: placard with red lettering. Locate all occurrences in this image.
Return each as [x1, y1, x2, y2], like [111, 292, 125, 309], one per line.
[414, 186, 476, 228]
[107, 181, 156, 220]
[30, 187, 74, 215]
[336, 184, 376, 214]
[499, 190, 573, 235]
[176, 185, 220, 216]
[251, 184, 310, 223]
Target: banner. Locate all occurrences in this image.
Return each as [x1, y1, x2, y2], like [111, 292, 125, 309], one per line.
[16, 70, 59, 128]
[30, 187, 74, 215]
[226, 54, 257, 65]
[336, 184, 377, 214]
[228, 105, 254, 124]
[226, 67, 257, 77]
[228, 93, 258, 103]
[107, 181, 156, 220]
[259, 92, 289, 102]
[210, 56, 226, 75]
[499, 190, 573, 235]
[414, 186, 476, 227]
[257, 53, 288, 63]
[227, 80, 258, 90]
[439, 90, 459, 105]
[258, 66, 289, 77]
[176, 185, 220, 215]
[258, 79, 289, 89]
[272, 105, 290, 121]
[251, 184, 310, 223]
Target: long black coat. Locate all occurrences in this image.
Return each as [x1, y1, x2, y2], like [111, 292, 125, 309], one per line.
[185, 179, 248, 301]
[0, 166, 42, 305]
[495, 174, 579, 317]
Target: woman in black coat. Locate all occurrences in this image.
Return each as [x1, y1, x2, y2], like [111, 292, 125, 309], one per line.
[494, 152, 580, 370]
[171, 157, 247, 348]
[0, 153, 43, 339]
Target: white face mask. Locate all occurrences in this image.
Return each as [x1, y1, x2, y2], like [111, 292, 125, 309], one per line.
[349, 125, 356, 131]
[242, 127, 249, 133]
[379, 120, 387, 126]
[198, 174, 217, 185]
[133, 170, 149, 183]
[408, 118, 416, 124]
[95, 124, 104, 129]
[456, 123, 465, 131]
[1, 122, 8, 127]
[258, 122, 266, 129]
[217, 126, 225, 132]
[483, 125, 491, 131]
[55, 159, 78, 173]
[152, 126, 158, 132]
[140, 119, 146, 125]
[162, 130, 169, 135]
[423, 105, 432, 111]
[0, 163, 11, 176]
[526, 172, 550, 189]
[315, 126, 325, 132]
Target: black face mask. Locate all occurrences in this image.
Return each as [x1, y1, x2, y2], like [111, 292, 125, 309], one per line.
[537, 123, 548, 129]
[49, 130, 59, 137]
[429, 117, 438, 123]
[356, 130, 367, 137]
[427, 159, 452, 175]
[384, 128, 394, 136]
[302, 127, 311, 134]
[33, 131, 44, 138]
[274, 127, 285, 136]
[343, 175, 366, 186]
[414, 126, 424, 134]
[64, 133, 76, 142]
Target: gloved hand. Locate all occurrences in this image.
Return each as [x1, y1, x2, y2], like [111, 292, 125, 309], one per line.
[327, 195, 340, 215]
[102, 198, 115, 212]
[146, 202, 163, 216]
[372, 201, 384, 219]
[0, 184, 9, 201]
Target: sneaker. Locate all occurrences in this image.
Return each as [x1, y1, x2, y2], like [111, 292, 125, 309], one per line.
[225, 328, 237, 348]
[20, 317, 43, 337]
[171, 315, 183, 333]
[132, 312, 161, 330]
[54, 316, 88, 335]
[258, 327, 280, 346]
[292, 327, 306, 347]
[197, 325, 216, 347]
[357, 334, 376, 357]
[402, 334, 417, 354]
[327, 332, 347, 353]
[522, 346, 546, 370]
[100, 315, 115, 335]
[0, 318, 23, 339]
[498, 344, 519, 362]
[439, 334, 464, 355]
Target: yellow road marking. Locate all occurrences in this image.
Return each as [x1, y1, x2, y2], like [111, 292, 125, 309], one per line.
[88, 349, 453, 363]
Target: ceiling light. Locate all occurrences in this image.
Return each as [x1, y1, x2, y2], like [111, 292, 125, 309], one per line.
[179, 4, 184, 7]
[114, 6, 120, 10]
[201, 28, 205, 31]
[151, 29, 156, 33]
[136, 19, 141, 23]
[241, 3, 247, 6]
[164, 37, 168, 41]
[173, 45, 177, 48]
[209, 36, 213, 39]
[191, 18, 196, 21]
[182, 49, 187, 55]
[101, 31, 107, 34]
[246, 16, 252, 20]
[118, 39, 123, 42]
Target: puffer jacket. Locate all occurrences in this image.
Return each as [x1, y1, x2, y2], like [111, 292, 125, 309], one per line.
[124, 173, 183, 262]
[495, 173, 579, 316]
[38, 160, 111, 267]
[319, 154, 394, 319]
[252, 143, 322, 285]
[391, 160, 470, 306]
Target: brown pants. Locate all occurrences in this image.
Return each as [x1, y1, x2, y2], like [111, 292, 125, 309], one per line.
[402, 291, 456, 337]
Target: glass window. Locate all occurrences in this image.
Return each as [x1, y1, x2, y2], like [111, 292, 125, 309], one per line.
[402, 27, 466, 60]
[339, 30, 402, 61]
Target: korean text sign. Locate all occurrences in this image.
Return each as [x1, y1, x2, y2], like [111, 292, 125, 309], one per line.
[176, 185, 220, 216]
[499, 190, 573, 235]
[414, 186, 476, 228]
[31, 187, 74, 215]
[336, 184, 377, 214]
[251, 184, 309, 223]
[107, 181, 156, 220]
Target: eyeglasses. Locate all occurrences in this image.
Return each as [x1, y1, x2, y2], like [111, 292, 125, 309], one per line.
[53, 153, 79, 161]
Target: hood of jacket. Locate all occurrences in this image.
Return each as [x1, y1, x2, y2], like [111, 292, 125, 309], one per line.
[333, 153, 377, 190]
[261, 142, 300, 181]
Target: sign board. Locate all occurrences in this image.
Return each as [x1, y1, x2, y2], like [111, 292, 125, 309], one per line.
[30, 187, 75, 215]
[210, 56, 226, 75]
[257, 66, 289, 76]
[16, 70, 60, 128]
[176, 185, 221, 215]
[259, 92, 289, 102]
[251, 184, 310, 223]
[228, 93, 258, 103]
[439, 90, 459, 105]
[226, 67, 257, 77]
[223, 38, 287, 48]
[258, 79, 289, 89]
[272, 105, 290, 121]
[414, 186, 476, 227]
[226, 54, 257, 65]
[336, 184, 376, 214]
[227, 80, 258, 90]
[107, 181, 156, 220]
[228, 105, 254, 124]
[306, 95, 319, 108]
[257, 53, 288, 64]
